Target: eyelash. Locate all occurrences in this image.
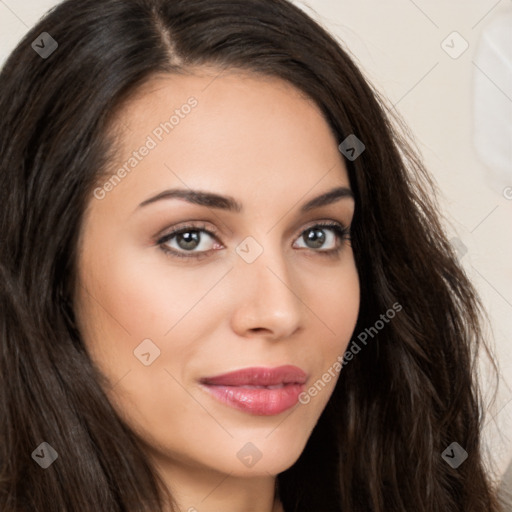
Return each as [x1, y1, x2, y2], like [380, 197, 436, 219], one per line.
[156, 221, 351, 261]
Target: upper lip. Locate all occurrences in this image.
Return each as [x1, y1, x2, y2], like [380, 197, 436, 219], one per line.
[200, 365, 308, 386]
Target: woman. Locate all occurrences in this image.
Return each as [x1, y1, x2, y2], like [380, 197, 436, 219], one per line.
[0, 0, 503, 510]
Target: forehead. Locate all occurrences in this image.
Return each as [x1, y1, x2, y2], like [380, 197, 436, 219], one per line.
[97, 69, 350, 215]
[111, 67, 340, 160]
[115, 67, 319, 127]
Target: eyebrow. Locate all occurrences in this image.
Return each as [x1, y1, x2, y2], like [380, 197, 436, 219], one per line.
[137, 185, 354, 213]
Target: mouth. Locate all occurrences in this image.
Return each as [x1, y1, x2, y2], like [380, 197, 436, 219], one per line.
[199, 365, 308, 416]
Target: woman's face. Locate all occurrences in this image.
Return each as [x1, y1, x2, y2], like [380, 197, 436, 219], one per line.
[74, 69, 360, 479]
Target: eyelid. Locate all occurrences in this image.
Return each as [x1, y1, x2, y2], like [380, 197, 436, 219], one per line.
[156, 221, 220, 243]
[300, 219, 349, 233]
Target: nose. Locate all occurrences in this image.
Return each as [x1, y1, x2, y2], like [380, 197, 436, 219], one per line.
[229, 244, 304, 340]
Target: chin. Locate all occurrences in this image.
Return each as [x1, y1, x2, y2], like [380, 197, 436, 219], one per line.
[213, 434, 308, 477]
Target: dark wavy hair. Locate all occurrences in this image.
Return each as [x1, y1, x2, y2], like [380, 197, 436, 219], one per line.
[0, 0, 503, 510]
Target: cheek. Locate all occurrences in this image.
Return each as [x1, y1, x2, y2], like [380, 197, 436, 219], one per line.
[76, 240, 234, 393]
[301, 254, 360, 401]
[75, 243, 209, 433]
[307, 254, 360, 352]
[86, 242, 224, 340]
[74, 242, 172, 380]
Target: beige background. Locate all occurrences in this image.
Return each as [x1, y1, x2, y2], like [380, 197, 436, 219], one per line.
[1, 0, 511, 492]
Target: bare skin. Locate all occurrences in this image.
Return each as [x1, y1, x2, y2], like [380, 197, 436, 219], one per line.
[74, 69, 360, 512]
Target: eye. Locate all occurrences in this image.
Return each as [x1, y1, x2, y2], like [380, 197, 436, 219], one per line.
[157, 223, 220, 260]
[293, 222, 351, 255]
[156, 221, 351, 260]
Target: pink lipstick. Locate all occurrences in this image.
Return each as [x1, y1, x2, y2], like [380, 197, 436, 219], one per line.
[199, 365, 307, 416]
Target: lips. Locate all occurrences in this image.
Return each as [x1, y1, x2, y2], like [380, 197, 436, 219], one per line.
[200, 365, 307, 387]
[199, 365, 308, 416]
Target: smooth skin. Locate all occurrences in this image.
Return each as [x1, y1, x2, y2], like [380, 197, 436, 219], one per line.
[74, 69, 360, 512]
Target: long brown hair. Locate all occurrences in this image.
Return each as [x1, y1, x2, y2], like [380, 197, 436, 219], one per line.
[0, 0, 502, 510]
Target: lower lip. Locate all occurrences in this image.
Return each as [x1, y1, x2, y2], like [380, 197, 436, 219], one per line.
[201, 383, 305, 415]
